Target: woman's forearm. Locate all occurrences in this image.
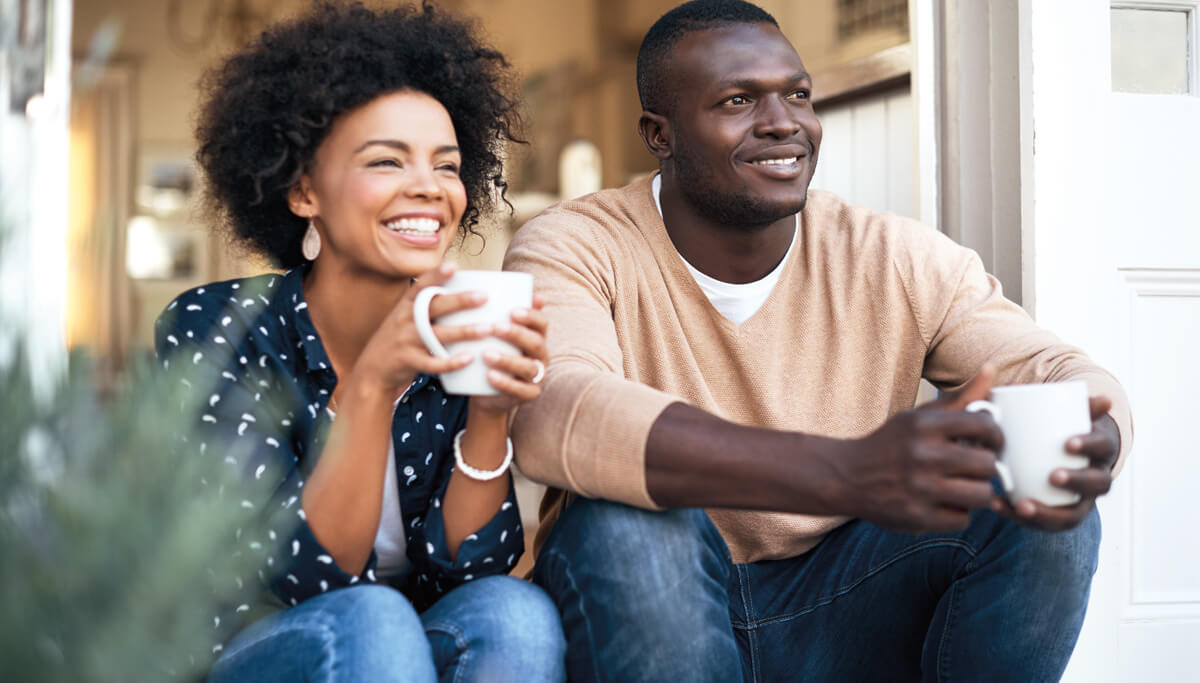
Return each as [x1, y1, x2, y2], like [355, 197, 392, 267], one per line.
[300, 373, 399, 574]
[442, 409, 512, 560]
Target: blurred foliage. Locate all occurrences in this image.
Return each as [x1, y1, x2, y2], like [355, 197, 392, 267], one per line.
[0, 345, 280, 680]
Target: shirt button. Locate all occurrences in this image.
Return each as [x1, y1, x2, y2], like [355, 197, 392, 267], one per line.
[402, 465, 415, 477]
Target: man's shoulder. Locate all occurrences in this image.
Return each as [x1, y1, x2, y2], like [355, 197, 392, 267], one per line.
[802, 189, 957, 253]
[515, 175, 657, 244]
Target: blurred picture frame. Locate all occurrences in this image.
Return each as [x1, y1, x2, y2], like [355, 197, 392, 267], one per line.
[125, 215, 208, 281]
[135, 144, 198, 218]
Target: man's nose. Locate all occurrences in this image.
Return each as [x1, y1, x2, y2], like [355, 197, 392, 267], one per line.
[753, 96, 801, 139]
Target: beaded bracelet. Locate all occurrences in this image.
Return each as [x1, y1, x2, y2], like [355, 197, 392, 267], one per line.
[452, 429, 514, 481]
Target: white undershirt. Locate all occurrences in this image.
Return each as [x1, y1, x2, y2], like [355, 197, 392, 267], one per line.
[326, 396, 412, 580]
[652, 174, 796, 325]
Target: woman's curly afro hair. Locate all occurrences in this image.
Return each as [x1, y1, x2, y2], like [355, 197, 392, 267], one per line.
[195, 1, 522, 268]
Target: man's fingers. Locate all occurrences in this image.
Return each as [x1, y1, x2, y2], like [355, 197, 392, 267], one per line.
[937, 442, 1002, 480]
[920, 409, 1005, 453]
[1065, 432, 1117, 460]
[1049, 465, 1112, 498]
[941, 364, 996, 411]
[928, 476, 996, 511]
[1088, 395, 1113, 421]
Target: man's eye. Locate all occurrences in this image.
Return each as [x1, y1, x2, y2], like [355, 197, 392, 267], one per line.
[725, 95, 750, 106]
[788, 89, 812, 101]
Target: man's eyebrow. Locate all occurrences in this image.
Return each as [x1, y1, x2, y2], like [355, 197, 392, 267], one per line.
[715, 71, 812, 91]
[353, 139, 460, 155]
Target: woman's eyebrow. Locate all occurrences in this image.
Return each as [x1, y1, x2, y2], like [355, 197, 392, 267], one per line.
[354, 140, 460, 155]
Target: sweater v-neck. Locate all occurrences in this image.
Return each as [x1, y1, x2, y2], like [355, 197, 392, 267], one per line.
[638, 174, 800, 336]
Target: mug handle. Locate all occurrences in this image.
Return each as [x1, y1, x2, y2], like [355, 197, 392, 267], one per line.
[965, 399, 1015, 494]
[411, 285, 450, 358]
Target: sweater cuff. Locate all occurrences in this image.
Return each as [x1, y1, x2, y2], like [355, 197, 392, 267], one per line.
[561, 372, 678, 509]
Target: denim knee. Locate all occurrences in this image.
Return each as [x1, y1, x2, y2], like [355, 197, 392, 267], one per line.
[535, 499, 729, 622]
[432, 575, 565, 656]
[533, 500, 740, 682]
[332, 584, 427, 635]
[422, 576, 565, 682]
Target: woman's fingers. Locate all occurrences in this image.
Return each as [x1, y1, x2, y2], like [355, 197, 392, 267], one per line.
[484, 368, 541, 402]
[511, 306, 549, 335]
[427, 290, 488, 319]
[492, 319, 548, 359]
[410, 350, 474, 376]
[431, 322, 494, 345]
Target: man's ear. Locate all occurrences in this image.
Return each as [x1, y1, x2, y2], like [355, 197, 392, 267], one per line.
[287, 175, 318, 218]
[637, 111, 673, 161]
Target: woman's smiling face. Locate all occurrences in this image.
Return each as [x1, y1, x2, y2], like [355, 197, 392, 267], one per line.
[291, 90, 467, 280]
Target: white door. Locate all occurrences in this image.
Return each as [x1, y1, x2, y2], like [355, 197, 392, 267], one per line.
[1019, 2, 1200, 680]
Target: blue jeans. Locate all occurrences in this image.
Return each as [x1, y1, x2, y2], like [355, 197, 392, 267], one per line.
[532, 499, 1101, 682]
[207, 577, 566, 682]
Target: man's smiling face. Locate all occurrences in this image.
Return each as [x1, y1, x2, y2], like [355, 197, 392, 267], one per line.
[663, 22, 822, 229]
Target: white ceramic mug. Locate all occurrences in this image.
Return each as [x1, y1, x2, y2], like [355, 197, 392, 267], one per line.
[965, 380, 1092, 506]
[411, 270, 534, 396]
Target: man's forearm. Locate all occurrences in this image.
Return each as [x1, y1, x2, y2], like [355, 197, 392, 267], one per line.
[645, 402, 848, 514]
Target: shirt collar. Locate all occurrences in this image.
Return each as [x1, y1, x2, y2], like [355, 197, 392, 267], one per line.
[271, 263, 435, 396]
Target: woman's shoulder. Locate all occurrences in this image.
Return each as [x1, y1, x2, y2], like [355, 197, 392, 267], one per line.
[154, 271, 298, 358]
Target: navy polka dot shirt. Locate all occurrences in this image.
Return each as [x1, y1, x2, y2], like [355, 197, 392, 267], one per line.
[155, 264, 525, 654]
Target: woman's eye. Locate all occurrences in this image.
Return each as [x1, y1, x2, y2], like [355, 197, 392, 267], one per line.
[369, 158, 401, 168]
[437, 163, 460, 175]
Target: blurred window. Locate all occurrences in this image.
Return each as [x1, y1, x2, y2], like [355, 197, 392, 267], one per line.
[837, 0, 909, 40]
[1111, 6, 1192, 94]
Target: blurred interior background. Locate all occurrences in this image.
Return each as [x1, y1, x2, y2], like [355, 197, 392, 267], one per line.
[6, 2, 1200, 677]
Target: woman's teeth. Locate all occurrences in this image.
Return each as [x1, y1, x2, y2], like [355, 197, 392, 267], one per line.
[384, 218, 440, 234]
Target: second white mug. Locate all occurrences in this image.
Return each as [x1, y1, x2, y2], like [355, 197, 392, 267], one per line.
[966, 380, 1092, 507]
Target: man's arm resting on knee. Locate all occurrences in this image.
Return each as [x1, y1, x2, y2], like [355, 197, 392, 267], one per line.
[646, 368, 1007, 535]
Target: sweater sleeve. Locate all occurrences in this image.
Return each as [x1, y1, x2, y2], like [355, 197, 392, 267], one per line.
[503, 210, 676, 509]
[900, 224, 1133, 474]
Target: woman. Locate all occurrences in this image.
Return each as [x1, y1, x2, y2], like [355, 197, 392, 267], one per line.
[155, 3, 564, 681]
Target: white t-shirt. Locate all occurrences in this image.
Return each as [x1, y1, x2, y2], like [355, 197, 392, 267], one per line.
[326, 397, 412, 580]
[652, 174, 796, 325]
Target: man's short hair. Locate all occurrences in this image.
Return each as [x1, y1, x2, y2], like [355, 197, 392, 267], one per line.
[636, 0, 779, 115]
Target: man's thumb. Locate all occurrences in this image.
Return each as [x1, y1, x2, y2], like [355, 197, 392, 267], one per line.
[942, 364, 996, 410]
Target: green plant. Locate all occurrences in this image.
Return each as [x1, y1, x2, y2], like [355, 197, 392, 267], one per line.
[0, 345, 284, 681]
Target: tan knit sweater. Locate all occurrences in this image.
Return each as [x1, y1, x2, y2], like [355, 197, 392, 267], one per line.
[504, 174, 1132, 564]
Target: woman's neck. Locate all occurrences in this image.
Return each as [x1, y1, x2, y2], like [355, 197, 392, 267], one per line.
[302, 260, 411, 380]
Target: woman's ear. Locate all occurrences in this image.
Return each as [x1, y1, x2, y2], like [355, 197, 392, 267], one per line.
[637, 111, 673, 161]
[287, 175, 318, 218]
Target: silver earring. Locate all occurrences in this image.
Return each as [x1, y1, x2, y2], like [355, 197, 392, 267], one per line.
[301, 218, 320, 260]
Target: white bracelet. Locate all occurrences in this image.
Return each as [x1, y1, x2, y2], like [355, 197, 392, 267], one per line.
[453, 429, 513, 481]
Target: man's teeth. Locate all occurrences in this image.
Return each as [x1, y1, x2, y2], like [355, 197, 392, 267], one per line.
[752, 157, 798, 166]
[384, 218, 440, 233]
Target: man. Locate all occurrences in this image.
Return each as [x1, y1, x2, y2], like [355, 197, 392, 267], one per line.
[504, 1, 1132, 680]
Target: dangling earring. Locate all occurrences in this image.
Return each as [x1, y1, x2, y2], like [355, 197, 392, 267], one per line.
[301, 218, 321, 260]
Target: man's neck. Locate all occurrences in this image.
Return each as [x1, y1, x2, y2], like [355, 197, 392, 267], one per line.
[657, 175, 797, 284]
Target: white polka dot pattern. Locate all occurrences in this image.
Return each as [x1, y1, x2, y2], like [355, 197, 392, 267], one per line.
[154, 265, 524, 653]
